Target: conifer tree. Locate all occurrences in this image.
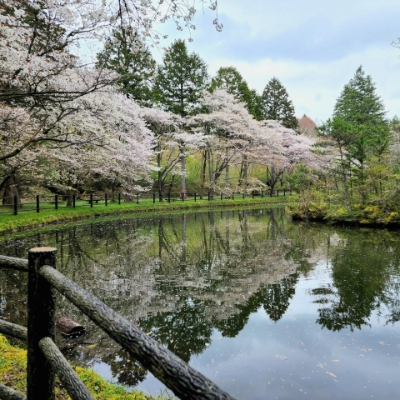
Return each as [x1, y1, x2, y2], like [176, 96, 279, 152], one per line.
[210, 67, 263, 120]
[96, 28, 156, 106]
[261, 78, 298, 129]
[154, 40, 209, 117]
[333, 66, 390, 163]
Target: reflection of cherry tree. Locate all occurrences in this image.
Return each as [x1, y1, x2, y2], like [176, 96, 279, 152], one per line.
[1, 209, 323, 368]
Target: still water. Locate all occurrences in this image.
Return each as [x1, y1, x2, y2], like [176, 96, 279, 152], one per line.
[1, 208, 400, 399]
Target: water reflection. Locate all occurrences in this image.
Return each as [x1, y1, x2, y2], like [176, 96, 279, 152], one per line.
[1, 209, 400, 398]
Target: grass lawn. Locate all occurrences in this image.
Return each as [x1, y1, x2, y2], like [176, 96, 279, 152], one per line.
[0, 334, 169, 400]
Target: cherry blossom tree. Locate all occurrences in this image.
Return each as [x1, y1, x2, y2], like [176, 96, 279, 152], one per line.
[20, 90, 156, 198]
[190, 90, 272, 198]
[253, 120, 326, 195]
[0, 0, 221, 199]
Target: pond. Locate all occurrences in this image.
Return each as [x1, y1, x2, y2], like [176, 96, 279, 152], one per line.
[1, 207, 400, 399]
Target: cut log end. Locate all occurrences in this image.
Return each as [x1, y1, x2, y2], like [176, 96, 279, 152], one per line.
[56, 317, 85, 337]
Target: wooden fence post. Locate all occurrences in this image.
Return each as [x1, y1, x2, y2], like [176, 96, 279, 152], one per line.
[194, 192, 197, 202]
[55, 195, 58, 210]
[90, 194, 93, 208]
[28, 247, 57, 400]
[36, 195, 40, 213]
[153, 192, 156, 204]
[73, 194, 76, 208]
[14, 195, 18, 215]
[105, 194, 108, 206]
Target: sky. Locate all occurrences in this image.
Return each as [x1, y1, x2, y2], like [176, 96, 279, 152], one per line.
[153, 0, 400, 124]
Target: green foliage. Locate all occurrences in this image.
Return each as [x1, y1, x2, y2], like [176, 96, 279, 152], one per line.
[261, 77, 298, 129]
[333, 66, 390, 162]
[154, 40, 208, 116]
[209, 67, 263, 120]
[286, 164, 314, 194]
[96, 28, 156, 106]
[285, 164, 330, 220]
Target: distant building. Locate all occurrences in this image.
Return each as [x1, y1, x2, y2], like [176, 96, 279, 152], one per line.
[298, 115, 317, 138]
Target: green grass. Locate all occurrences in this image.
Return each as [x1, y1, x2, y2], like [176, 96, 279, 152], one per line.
[0, 195, 289, 236]
[0, 334, 169, 400]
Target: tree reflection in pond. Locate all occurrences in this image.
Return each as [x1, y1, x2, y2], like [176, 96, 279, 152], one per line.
[2, 210, 400, 399]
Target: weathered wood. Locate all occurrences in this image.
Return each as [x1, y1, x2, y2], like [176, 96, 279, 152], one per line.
[39, 265, 235, 400]
[38, 337, 95, 400]
[56, 318, 85, 337]
[27, 247, 57, 400]
[0, 320, 27, 341]
[0, 255, 28, 272]
[0, 382, 26, 400]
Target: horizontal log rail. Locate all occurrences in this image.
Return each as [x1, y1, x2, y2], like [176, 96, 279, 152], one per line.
[1, 189, 291, 215]
[0, 319, 27, 341]
[0, 249, 236, 400]
[0, 255, 28, 271]
[0, 383, 26, 400]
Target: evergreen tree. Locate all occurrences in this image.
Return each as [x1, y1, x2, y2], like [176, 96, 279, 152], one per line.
[154, 39, 208, 117]
[261, 77, 298, 129]
[96, 28, 156, 106]
[209, 67, 263, 120]
[333, 66, 390, 163]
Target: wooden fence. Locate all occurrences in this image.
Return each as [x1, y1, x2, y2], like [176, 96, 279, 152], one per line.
[1, 189, 291, 215]
[0, 249, 235, 400]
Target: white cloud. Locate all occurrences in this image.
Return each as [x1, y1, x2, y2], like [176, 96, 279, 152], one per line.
[152, 0, 400, 121]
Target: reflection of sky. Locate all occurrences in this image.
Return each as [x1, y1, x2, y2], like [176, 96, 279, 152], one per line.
[129, 260, 400, 399]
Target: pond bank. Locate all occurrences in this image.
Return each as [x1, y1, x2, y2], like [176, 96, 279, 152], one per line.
[0, 197, 288, 236]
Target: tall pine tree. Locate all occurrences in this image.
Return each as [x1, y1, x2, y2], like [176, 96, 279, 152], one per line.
[154, 40, 208, 117]
[261, 78, 298, 129]
[96, 28, 156, 106]
[333, 66, 390, 163]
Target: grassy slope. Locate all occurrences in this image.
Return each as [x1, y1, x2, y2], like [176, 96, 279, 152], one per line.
[0, 334, 167, 400]
[0, 196, 289, 236]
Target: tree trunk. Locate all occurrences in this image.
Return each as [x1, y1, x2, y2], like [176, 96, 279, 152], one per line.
[180, 145, 186, 199]
[157, 142, 163, 201]
[199, 150, 207, 200]
[243, 155, 248, 196]
[339, 150, 353, 217]
[224, 146, 230, 196]
[207, 148, 214, 199]
[2, 175, 20, 206]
